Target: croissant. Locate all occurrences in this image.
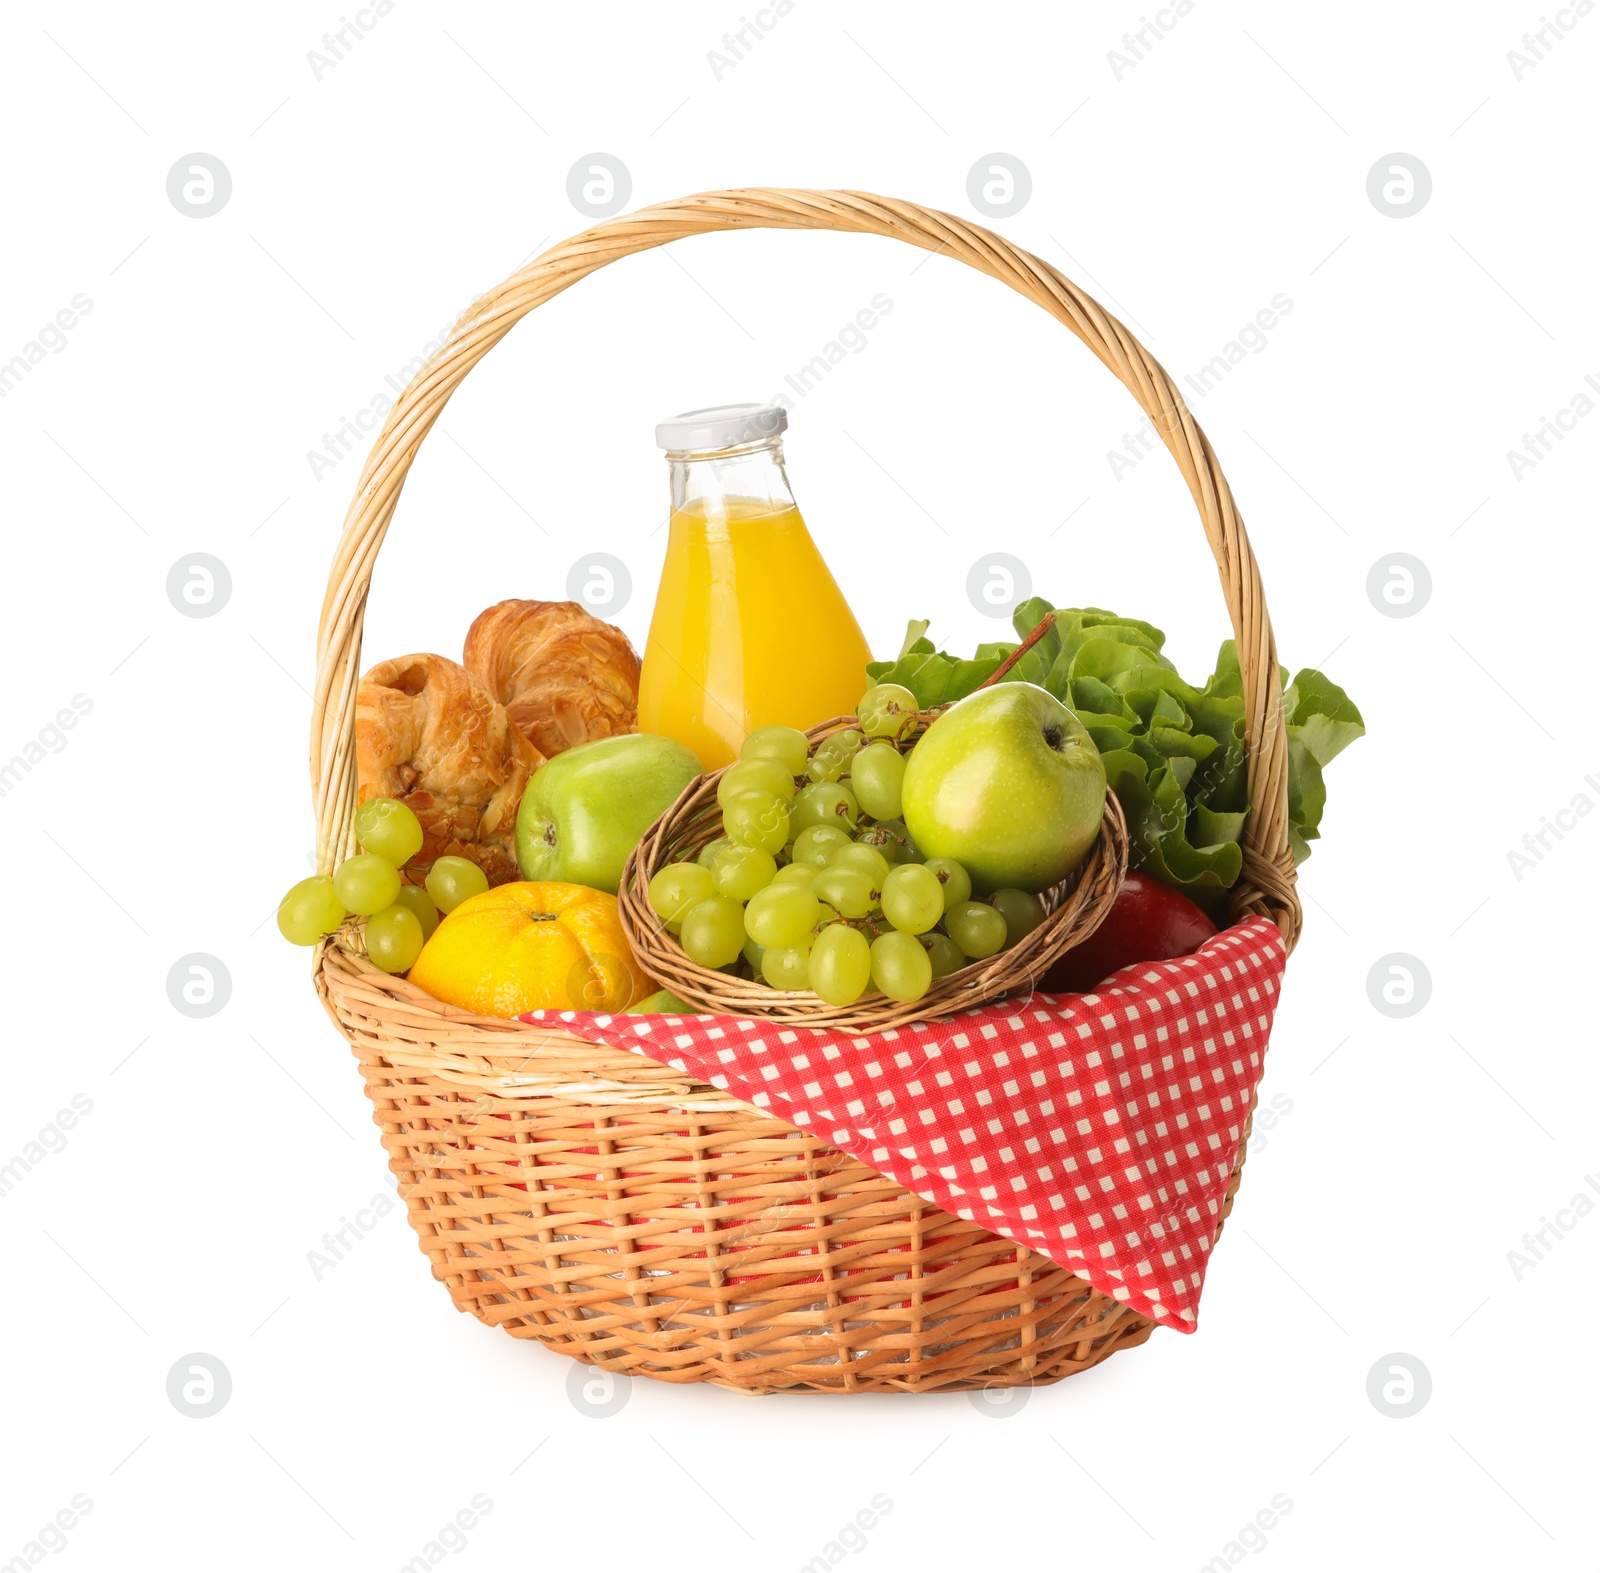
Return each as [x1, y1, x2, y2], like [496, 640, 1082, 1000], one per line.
[463, 599, 639, 758]
[355, 653, 542, 886]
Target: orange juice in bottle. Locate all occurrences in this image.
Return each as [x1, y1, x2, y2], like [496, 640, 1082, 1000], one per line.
[639, 403, 873, 769]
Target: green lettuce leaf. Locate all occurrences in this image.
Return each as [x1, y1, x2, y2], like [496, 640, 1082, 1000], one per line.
[1289, 668, 1366, 766]
[1287, 737, 1327, 845]
[1194, 803, 1249, 847]
[864, 648, 1008, 707]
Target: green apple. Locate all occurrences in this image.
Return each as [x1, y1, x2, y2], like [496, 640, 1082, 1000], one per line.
[625, 987, 705, 1014]
[900, 683, 1105, 894]
[516, 733, 703, 894]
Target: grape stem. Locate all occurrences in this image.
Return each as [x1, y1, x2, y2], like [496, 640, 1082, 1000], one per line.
[978, 609, 1057, 688]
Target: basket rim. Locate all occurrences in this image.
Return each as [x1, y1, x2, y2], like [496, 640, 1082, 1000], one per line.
[316, 939, 736, 1105]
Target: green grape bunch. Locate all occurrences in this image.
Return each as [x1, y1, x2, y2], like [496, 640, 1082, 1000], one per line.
[276, 796, 446, 976]
[645, 692, 1050, 1009]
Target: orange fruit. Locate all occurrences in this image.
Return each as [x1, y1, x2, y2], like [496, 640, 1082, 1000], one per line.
[407, 881, 652, 1017]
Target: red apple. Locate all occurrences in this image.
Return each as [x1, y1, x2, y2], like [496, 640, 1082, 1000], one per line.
[1041, 871, 1218, 994]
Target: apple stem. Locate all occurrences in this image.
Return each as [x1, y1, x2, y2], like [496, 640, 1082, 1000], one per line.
[978, 610, 1057, 688]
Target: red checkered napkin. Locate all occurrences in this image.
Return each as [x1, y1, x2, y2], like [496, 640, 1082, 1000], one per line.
[524, 918, 1287, 1331]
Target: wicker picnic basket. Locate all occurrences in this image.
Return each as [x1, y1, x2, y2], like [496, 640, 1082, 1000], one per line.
[311, 189, 1302, 1395]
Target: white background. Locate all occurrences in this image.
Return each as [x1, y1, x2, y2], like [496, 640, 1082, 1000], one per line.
[2, 1, 1595, 1568]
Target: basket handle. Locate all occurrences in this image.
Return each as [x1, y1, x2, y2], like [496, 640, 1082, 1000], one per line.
[311, 188, 1301, 947]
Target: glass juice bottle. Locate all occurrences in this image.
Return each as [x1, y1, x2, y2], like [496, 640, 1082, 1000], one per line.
[638, 403, 873, 770]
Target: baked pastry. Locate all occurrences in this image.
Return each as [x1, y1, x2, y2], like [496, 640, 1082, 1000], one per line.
[463, 599, 639, 758]
[355, 653, 542, 886]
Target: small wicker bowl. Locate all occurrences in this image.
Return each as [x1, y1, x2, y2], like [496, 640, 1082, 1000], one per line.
[618, 713, 1128, 1030]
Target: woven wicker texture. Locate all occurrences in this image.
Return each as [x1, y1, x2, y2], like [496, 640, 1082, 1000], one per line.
[310, 189, 1300, 1393]
[316, 944, 1161, 1391]
[617, 712, 1129, 1028]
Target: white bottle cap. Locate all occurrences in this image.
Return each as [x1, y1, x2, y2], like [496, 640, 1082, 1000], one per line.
[655, 401, 788, 452]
